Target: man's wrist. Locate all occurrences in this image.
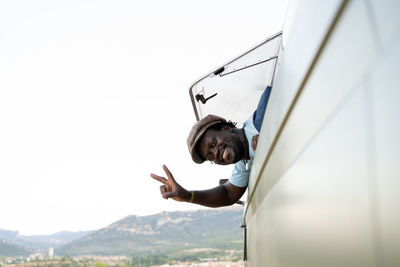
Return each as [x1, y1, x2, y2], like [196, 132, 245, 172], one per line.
[189, 190, 195, 203]
[184, 190, 194, 203]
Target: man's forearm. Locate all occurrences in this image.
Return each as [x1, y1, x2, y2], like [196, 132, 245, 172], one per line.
[188, 184, 242, 208]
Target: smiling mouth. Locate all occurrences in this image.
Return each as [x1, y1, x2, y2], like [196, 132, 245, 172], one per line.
[218, 145, 231, 162]
[216, 145, 225, 162]
[222, 147, 229, 161]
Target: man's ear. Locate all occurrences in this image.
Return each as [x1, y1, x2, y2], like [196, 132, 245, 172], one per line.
[222, 125, 232, 132]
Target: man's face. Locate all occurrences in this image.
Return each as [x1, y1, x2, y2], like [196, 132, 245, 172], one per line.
[197, 125, 244, 165]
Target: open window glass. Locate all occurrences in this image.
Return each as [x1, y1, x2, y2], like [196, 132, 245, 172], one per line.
[189, 32, 282, 127]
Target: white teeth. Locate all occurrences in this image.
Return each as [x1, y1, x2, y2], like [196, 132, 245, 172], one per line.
[222, 148, 228, 160]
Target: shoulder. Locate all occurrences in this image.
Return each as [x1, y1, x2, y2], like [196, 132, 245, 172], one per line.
[243, 115, 259, 144]
[229, 160, 252, 187]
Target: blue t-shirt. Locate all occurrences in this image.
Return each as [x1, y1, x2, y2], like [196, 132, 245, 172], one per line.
[228, 116, 259, 187]
[228, 86, 271, 187]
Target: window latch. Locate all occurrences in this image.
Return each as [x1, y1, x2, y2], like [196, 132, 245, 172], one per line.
[195, 93, 217, 104]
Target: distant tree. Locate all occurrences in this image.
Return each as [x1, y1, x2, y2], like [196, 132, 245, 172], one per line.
[61, 255, 73, 262]
[91, 261, 107, 267]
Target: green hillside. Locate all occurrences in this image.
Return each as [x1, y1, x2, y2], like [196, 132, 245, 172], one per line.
[57, 207, 244, 257]
[0, 239, 30, 257]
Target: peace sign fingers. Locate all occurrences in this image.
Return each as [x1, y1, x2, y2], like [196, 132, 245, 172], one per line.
[150, 173, 168, 185]
[162, 164, 176, 183]
[150, 164, 187, 202]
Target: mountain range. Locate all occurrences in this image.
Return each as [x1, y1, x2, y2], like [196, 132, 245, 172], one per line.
[0, 229, 92, 252]
[0, 240, 30, 257]
[0, 207, 244, 258]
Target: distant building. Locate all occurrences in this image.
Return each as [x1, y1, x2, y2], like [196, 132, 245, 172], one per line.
[29, 253, 44, 261]
[48, 248, 55, 259]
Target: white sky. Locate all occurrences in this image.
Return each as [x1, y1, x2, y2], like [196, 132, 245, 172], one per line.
[0, 0, 288, 235]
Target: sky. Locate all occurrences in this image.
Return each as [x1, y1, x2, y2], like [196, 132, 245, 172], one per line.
[0, 0, 289, 236]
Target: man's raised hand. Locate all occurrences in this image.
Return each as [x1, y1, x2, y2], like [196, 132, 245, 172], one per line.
[150, 164, 190, 202]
